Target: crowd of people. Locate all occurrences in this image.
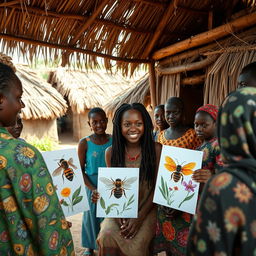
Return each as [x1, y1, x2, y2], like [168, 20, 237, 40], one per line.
[0, 60, 256, 256]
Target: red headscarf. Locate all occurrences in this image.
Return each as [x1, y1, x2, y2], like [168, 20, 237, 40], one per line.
[196, 104, 218, 121]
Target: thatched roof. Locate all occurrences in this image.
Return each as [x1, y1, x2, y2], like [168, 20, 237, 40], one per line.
[16, 65, 67, 120]
[48, 67, 144, 114]
[0, 0, 254, 73]
[104, 75, 149, 116]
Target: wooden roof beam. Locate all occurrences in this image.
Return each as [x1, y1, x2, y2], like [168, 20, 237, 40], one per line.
[132, 0, 209, 15]
[5, 5, 152, 35]
[0, 33, 151, 64]
[0, 1, 19, 7]
[153, 11, 256, 60]
[70, 0, 110, 45]
[142, 0, 178, 59]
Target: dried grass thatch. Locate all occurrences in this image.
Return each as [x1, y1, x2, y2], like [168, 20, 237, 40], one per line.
[0, 53, 67, 120]
[0, 0, 254, 74]
[48, 67, 145, 114]
[16, 65, 67, 120]
[104, 75, 149, 116]
[204, 30, 256, 106]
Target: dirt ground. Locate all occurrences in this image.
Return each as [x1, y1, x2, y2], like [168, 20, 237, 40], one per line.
[59, 135, 165, 256]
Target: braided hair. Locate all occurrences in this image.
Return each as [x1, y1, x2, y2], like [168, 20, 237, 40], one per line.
[111, 103, 156, 187]
[0, 62, 20, 95]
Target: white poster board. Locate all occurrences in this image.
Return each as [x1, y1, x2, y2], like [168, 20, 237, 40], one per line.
[42, 148, 89, 217]
[153, 145, 203, 214]
[97, 167, 139, 218]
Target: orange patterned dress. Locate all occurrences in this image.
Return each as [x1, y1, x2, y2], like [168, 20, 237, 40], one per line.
[154, 128, 201, 256]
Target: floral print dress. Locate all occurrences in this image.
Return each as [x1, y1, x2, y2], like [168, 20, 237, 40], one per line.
[154, 128, 201, 256]
[197, 138, 223, 175]
[187, 87, 256, 256]
[0, 127, 74, 255]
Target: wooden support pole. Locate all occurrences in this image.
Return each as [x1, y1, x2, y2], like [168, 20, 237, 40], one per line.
[0, 33, 151, 64]
[157, 56, 216, 76]
[149, 62, 157, 109]
[142, 0, 178, 58]
[153, 12, 256, 60]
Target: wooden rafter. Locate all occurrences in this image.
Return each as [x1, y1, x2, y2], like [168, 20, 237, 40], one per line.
[153, 11, 256, 60]
[0, 0, 19, 7]
[4, 5, 152, 35]
[70, 0, 110, 45]
[3, 4, 193, 38]
[156, 56, 216, 76]
[142, 0, 178, 58]
[0, 33, 151, 64]
[132, 0, 210, 15]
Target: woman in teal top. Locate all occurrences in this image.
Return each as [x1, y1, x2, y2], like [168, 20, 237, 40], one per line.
[78, 107, 112, 256]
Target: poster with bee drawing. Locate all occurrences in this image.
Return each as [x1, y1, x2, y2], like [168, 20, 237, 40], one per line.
[153, 145, 203, 215]
[41, 148, 89, 217]
[96, 167, 139, 218]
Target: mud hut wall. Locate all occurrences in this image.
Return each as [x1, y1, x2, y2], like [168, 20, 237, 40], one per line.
[21, 119, 58, 142]
[72, 110, 113, 142]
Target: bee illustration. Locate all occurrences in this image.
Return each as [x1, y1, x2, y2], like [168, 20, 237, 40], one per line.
[99, 177, 137, 199]
[164, 156, 196, 183]
[52, 158, 77, 182]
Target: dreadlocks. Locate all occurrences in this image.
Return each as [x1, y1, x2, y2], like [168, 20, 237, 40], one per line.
[111, 103, 156, 187]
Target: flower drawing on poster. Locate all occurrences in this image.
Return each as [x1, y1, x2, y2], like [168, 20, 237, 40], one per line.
[41, 148, 90, 217]
[60, 186, 83, 213]
[178, 180, 197, 208]
[153, 145, 203, 215]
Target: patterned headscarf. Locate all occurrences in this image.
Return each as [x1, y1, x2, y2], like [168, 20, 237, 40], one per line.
[196, 104, 218, 121]
[217, 87, 256, 191]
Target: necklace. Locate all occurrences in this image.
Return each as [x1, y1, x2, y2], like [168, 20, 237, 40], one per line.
[125, 147, 141, 161]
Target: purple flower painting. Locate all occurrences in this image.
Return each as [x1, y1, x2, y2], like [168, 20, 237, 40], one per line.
[178, 180, 197, 208]
[182, 180, 197, 192]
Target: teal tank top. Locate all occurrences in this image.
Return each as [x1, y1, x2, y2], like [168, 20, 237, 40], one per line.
[85, 135, 112, 181]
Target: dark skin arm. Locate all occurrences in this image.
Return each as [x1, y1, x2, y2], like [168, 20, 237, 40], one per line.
[192, 168, 212, 183]
[91, 146, 124, 225]
[78, 137, 96, 191]
[120, 142, 162, 239]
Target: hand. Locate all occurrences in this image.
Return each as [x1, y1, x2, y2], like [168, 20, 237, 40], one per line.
[192, 169, 212, 183]
[120, 217, 143, 239]
[91, 190, 100, 203]
[115, 218, 124, 228]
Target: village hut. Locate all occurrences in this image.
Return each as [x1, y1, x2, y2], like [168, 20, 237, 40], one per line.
[1, 1, 256, 126]
[16, 65, 67, 141]
[48, 67, 143, 141]
[104, 75, 150, 117]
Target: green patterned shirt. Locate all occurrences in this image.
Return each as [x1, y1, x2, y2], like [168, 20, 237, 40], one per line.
[0, 127, 74, 255]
